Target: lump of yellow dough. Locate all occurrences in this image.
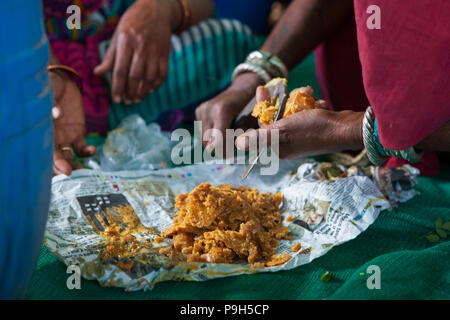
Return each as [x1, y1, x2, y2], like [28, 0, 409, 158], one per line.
[251, 98, 279, 126]
[283, 89, 318, 117]
[161, 183, 289, 265]
[252, 85, 320, 126]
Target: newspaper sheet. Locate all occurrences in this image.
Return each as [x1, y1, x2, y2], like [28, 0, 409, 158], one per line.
[45, 159, 418, 291]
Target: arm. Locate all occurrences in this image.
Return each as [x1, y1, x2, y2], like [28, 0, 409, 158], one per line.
[48, 50, 96, 175]
[261, 0, 354, 69]
[235, 93, 450, 160]
[196, 0, 353, 151]
[416, 122, 450, 152]
[170, 0, 215, 32]
[94, 0, 215, 103]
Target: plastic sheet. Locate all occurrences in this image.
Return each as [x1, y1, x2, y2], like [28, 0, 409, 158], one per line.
[85, 115, 174, 171]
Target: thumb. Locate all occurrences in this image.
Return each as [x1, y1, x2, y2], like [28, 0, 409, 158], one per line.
[235, 127, 274, 151]
[256, 86, 270, 103]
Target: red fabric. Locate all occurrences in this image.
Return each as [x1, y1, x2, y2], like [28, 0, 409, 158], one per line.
[353, 0, 450, 150]
[385, 150, 439, 177]
[315, 17, 369, 112]
[314, 3, 446, 176]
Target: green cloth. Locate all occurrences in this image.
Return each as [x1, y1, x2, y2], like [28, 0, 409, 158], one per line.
[25, 55, 449, 300]
[25, 164, 450, 299]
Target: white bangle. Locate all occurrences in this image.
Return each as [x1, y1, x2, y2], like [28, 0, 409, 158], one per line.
[232, 62, 272, 83]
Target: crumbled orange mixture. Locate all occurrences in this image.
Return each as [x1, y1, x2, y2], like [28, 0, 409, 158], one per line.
[251, 98, 279, 126]
[283, 90, 317, 117]
[97, 205, 154, 262]
[154, 236, 165, 243]
[265, 254, 292, 267]
[115, 260, 134, 271]
[100, 223, 142, 260]
[286, 215, 294, 222]
[291, 243, 302, 252]
[251, 81, 320, 126]
[161, 183, 289, 265]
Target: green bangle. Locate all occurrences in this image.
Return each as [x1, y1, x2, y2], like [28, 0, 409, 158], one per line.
[363, 106, 423, 165]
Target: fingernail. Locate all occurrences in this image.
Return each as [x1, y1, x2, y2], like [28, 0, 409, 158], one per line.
[235, 136, 248, 150]
[205, 142, 214, 153]
[113, 96, 121, 103]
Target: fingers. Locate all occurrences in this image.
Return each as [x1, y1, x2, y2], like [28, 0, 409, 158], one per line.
[291, 86, 314, 96]
[111, 34, 133, 103]
[53, 149, 73, 176]
[94, 40, 116, 76]
[256, 86, 271, 103]
[53, 138, 96, 176]
[207, 117, 230, 153]
[127, 49, 146, 102]
[73, 136, 97, 158]
[235, 128, 272, 152]
[154, 56, 168, 90]
[145, 46, 160, 91]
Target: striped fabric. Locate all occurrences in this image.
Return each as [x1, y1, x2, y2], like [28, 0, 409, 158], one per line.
[107, 18, 262, 131]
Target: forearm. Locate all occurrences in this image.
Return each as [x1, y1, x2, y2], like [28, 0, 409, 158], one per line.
[261, 0, 354, 69]
[190, 0, 215, 25]
[169, 0, 215, 32]
[49, 49, 59, 65]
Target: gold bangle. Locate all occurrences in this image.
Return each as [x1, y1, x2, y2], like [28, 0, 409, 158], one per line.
[175, 0, 192, 34]
[48, 64, 83, 93]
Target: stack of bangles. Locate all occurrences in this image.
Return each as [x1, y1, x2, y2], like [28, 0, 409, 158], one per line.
[363, 106, 423, 165]
[232, 50, 289, 83]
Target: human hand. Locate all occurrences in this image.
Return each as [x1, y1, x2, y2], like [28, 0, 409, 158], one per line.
[195, 73, 264, 152]
[50, 71, 96, 175]
[94, 0, 176, 103]
[235, 86, 363, 159]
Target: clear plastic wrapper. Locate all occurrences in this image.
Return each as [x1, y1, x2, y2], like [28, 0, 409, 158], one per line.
[85, 115, 174, 171]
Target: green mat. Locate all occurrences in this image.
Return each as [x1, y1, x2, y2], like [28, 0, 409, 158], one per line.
[25, 54, 449, 300]
[25, 164, 450, 299]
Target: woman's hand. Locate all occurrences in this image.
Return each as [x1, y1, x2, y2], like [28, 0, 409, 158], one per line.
[195, 73, 264, 151]
[94, 0, 177, 103]
[50, 71, 96, 175]
[235, 86, 364, 159]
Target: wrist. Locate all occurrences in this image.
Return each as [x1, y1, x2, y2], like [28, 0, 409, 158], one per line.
[333, 110, 364, 151]
[230, 73, 264, 98]
[168, 0, 182, 32]
[150, 0, 179, 32]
